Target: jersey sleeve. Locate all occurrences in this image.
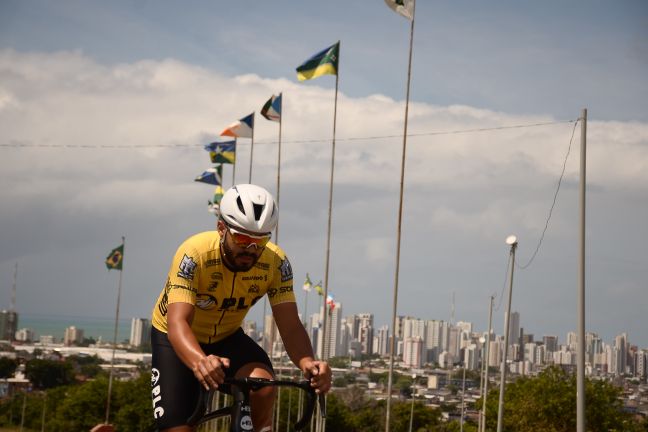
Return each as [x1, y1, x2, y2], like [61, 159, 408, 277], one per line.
[267, 248, 296, 306]
[164, 239, 201, 306]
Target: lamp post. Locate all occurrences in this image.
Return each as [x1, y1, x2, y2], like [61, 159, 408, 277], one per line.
[481, 295, 494, 432]
[478, 335, 486, 432]
[497, 235, 518, 432]
[408, 374, 416, 432]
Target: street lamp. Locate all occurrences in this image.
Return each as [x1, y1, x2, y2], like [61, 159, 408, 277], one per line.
[408, 374, 416, 432]
[497, 235, 518, 432]
[478, 335, 486, 432]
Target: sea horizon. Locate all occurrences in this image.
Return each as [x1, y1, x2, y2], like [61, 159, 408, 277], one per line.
[15, 312, 141, 343]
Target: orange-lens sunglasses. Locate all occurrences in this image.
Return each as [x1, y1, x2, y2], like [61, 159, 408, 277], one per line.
[226, 224, 271, 249]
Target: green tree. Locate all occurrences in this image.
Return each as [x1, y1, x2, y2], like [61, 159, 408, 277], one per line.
[481, 366, 642, 432]
[0, 357, 18, 378]
[25, 358, 75, 389]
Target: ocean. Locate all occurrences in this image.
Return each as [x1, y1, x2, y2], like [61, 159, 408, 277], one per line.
[16, 313, 135, 343]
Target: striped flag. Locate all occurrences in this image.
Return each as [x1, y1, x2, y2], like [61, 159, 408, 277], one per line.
[221, 113, 254, 138]
[261, 94, 282, 122]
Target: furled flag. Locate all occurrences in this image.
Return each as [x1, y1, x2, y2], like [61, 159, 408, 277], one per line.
[384, 0, 414, 20]
[221, 113, 254, 138]
[314, 280, 323, 296]
[194, 166, 222, 185]
[205, 140, 236, 164]
[296, 42, 339, 81]
[105, 244, 124, 271]
[208, 185, 225, 215]
[261, 94, 282, 122]
[303, 273, 313, 292]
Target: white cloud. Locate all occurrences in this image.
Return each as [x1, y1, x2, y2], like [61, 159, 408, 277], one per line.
[1, 50, 647, 346]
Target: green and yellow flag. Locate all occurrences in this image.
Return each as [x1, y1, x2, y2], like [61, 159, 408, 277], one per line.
[105, 244, 124, 270]
[296, 42, 339, 81]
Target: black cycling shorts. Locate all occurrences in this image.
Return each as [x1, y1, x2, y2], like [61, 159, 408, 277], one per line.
[150, 326, 274, 430]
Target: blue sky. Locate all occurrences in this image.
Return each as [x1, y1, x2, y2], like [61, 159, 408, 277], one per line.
[1, 1, 647, 348]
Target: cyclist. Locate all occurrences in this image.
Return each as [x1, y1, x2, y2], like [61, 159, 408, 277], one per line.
[150, 184, 332, 432]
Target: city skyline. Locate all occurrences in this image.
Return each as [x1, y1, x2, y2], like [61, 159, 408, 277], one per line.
[1, 1, 647, 348]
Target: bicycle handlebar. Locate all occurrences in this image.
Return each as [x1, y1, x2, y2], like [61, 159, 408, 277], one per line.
[187, 377, 326, 431]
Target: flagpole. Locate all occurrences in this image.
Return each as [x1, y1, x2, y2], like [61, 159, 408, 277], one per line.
[317, 41, 340, 432]
[249, 112, 255, 183]
[105, 236, 125, 425]
[233, 138, 237, 185]
[276, 93, 283, 242]
[386, 5, 415, 431]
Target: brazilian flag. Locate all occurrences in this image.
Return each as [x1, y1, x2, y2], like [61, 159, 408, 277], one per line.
[105, 244, 124, 270]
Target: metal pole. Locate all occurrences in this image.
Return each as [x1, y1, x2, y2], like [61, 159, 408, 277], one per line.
[460, 365, 466, 432]
[386, 5, 416, 431]
[275, 94, 283, 243]
[41, 393, 46, 432]
[317, 42, 341, 432]
[478, 337, 485, 432]
[577, 108, 587, 432]
[481, 296, 494, 432]
[248, 112, 255, 183]
[105, 236, 125, 425]
[496, 236, 517, 432]
[20, 392, 26, 432]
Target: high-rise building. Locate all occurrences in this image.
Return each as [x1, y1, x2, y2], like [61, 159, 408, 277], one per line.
[0, 310, 18, 341]
[543, 335, 558, 353]
[64, 326, 84, 346]
[403, 336, 423, 368]
[263, 315, 278, 354]
[242, 320, 258, 341]
[317, 302, 342, 359]
[614, 333, 628, 376]
[508, 312, 520, 347]
[129, 318, 151, 347]
[357, 313, 374, 355]
[376, 325, 389, 356]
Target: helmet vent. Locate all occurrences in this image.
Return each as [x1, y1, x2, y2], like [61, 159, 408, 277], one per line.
[236, 197, 246, 215]
[253, 203, 264, 221]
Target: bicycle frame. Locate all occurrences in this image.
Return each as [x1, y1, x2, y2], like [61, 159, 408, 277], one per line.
[187, 377, 326, 432]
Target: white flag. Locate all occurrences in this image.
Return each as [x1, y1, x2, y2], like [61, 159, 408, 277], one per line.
[384, 0, 414, 20]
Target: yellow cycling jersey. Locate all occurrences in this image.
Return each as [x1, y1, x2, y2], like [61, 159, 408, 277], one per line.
[151, 231, 295, 344]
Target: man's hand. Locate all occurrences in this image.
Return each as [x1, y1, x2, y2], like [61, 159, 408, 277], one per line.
[193, 354, 230, 390]
[302, 360, 332, 394]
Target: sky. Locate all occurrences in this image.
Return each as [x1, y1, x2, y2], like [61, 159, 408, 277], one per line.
[1, 1, 647, 348]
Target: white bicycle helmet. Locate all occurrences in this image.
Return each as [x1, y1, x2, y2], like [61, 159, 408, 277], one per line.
[219, 184, 278, 234]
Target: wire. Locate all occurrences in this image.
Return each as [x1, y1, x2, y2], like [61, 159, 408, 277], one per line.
[516, 119, 580, 269]
[0, 119, 576, 149]
[494, 251, 511, 312]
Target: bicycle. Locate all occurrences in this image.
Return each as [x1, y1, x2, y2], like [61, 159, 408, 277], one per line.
[186, 376, 327, 431]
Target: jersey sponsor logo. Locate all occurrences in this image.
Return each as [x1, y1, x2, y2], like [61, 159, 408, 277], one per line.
[248, 284, 260, 294]
[217, 296, 263, 311]
[151, 368, 165, 418]
[254, 262, 270, 270]
[177, 254, 197, 280]
[207, 281, 219, 292]
[242, 275, 266, 281]
[279, 258, 293, 282]
[205, 258, 221, 267]
[210, 272, 223, 280]
[196, 294, 217, 310]
[266, 286, 293, 298]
